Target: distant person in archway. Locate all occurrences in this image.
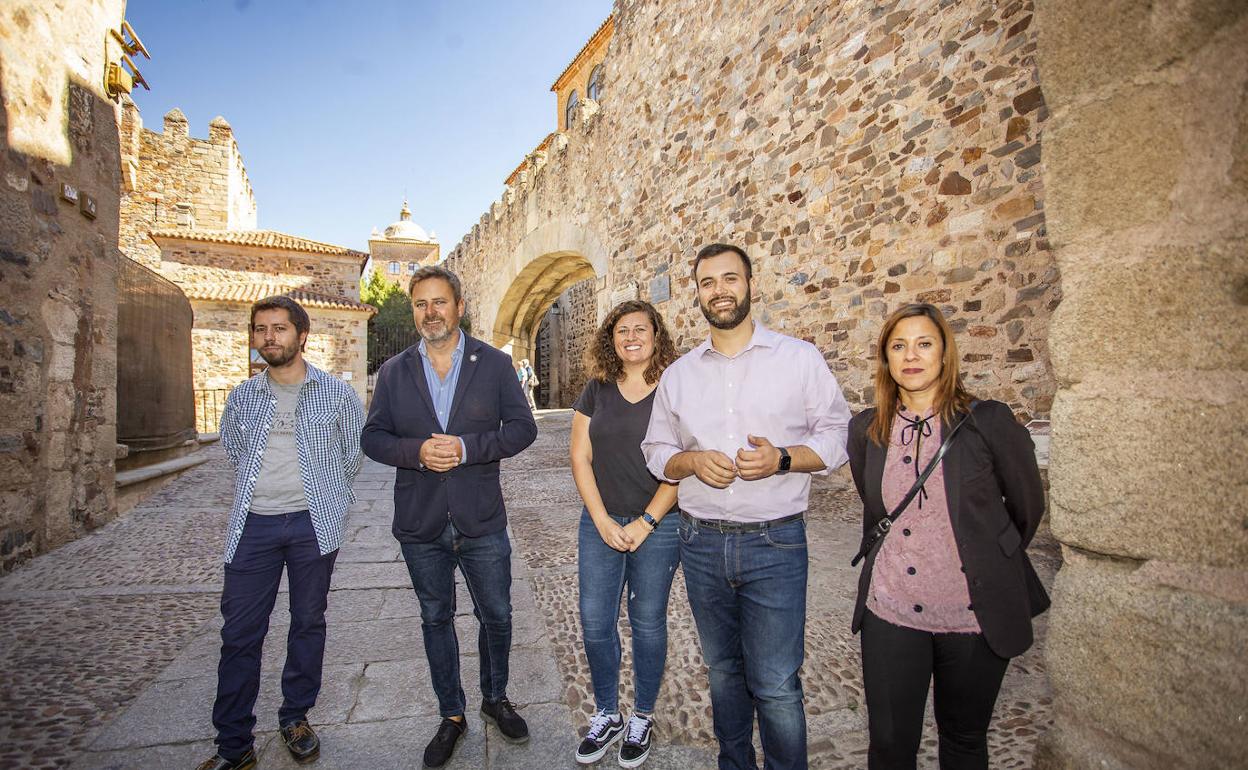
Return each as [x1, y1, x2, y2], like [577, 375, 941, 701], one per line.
[642, 243, 851, 770]
[846, 303, 1048, 770]
[362, 266, 538, 768]
[570, 299, 680, 768]
[519, 357, 538, 410]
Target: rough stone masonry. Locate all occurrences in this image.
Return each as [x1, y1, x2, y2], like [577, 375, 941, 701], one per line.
[449, 0, 1055, 420]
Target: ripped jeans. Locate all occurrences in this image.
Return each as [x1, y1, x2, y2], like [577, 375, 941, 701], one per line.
[577, 507, 681, 714]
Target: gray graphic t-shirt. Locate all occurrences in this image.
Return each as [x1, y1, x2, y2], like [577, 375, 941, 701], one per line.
[248, 379, 310, 514]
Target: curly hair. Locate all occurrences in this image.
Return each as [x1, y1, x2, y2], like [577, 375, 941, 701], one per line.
[585, 299, 677, 385]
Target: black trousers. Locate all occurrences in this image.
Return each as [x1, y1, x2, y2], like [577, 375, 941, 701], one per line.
[860, 610, 1009, 770]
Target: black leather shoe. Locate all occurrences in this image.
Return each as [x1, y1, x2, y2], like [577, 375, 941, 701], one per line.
[480, 697, 529, 744]
[423, 717, 467, 768]
[280, 719, 320, 764]
[194, 749, 257, 770]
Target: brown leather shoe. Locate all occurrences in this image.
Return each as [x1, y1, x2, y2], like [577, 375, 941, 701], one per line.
[194, 749, 257, 770]
[280, 719, 321, 764]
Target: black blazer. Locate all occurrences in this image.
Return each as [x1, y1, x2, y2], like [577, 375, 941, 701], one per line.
[361, 334, 537, 543]
[847, 400, 1049, 658]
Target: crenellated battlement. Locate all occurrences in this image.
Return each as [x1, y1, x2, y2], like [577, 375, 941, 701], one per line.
[451, 98, 603, 263]
[117, 102, 259, 268]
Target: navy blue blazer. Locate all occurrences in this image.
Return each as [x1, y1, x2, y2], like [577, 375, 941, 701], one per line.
[361, 334, 537, 543]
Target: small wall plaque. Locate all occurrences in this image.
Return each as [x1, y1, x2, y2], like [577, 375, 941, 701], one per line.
[609, 281, 639, 307]
[80, 193, 97, 219]
[649, 274, 671, 303]
[59, 182, 79, 203]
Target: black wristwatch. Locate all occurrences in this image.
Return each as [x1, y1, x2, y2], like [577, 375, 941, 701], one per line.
[776, 446, 792, 475]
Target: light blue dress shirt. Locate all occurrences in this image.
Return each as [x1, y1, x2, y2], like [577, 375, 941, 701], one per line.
[418, 331, 468, 463]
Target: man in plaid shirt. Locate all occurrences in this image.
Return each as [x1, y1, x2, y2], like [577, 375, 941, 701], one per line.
[197, 296, 364, 770]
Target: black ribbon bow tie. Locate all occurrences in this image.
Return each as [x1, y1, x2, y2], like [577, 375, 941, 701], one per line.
[899, 412, 933, 509]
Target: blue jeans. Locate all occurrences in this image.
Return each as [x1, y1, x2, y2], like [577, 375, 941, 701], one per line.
[578, 508, 681, 714]
[213, 511, 338, 760]
[400, 522, 513, 717]
[678, 515, 809, 770]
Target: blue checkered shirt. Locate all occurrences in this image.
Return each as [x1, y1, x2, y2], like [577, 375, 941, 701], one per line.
[219, 363, 365, 563]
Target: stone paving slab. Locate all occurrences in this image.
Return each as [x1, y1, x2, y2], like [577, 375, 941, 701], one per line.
[89, 664, 363, 750]
[70, 736, 241, 770]
[255, 716, 487, 770]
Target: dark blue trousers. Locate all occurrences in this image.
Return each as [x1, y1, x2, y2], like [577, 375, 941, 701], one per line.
[212, 511, 338, 760]
[400, 522, 513, 718]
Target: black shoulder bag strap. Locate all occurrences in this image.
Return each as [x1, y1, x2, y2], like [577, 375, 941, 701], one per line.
[851, 400, 980, 567]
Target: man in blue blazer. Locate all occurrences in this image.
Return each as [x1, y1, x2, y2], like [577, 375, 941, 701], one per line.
[362, 266, 537, 769]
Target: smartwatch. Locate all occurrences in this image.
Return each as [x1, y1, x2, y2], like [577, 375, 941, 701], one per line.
[641, 512, 659, 531]
[776, 446, 792, 475]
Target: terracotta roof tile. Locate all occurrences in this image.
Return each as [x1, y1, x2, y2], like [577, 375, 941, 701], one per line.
[149, 228, 368, 263]
[182, 283, 378, 314]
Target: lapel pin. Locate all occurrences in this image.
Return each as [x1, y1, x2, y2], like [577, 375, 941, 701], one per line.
[469, 354, 478, 362]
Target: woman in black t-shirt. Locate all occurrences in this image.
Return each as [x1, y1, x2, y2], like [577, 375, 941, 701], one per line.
[570, 299, 680, 768]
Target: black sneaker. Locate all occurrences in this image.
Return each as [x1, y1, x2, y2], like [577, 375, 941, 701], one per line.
[423, 717, 467, 769]
[480, 697, 530, 744]
[618, 713, 653, 768]
[575, 709, 625, 764]
[194, 750, 257, 770]
[280, 719, 320, 764]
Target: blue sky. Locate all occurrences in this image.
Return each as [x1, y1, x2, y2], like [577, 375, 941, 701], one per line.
[125, 0, 612, 253]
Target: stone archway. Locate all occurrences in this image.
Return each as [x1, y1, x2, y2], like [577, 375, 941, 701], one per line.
[481, 219, 609, 362]
[492, 250, 597, 360]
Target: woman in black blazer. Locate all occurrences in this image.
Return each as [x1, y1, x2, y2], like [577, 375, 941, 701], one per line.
[846, 303, 1048, 770]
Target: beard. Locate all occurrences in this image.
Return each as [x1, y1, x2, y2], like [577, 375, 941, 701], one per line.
[700, 292, 751, 330]
[258, 341, 300, 368]
[419, 315, 455, 344]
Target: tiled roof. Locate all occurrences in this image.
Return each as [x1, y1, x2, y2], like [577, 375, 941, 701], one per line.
[182, 283, 378, 314]
[551, 15, 613, 92]
[149, 228, 368, 264]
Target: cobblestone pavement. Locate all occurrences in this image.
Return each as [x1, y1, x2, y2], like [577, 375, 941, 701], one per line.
[0, 410, 1058, 769]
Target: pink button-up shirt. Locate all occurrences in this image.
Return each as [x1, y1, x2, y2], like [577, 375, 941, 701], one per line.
[641, 323, 851, 523]
[867, 409, 980, 633]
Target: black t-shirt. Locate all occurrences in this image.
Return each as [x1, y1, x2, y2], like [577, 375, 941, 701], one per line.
[573, 378, 678, 518]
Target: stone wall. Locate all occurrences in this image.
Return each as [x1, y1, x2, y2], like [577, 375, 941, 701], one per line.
[153, 240, 362, 301]
[1033, 1, 1248, 767]
[0, 0, 128, 571]
[449, 0, 1056, 420]
[189, 302, 251, 391]
[303, 309, 368, 404]
[190, 302, 368, 404]
[558, 278, 597, 407]
[118, 105, 257, 268]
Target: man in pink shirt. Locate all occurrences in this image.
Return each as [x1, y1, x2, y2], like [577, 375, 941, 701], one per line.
[642, 243, 851, 770]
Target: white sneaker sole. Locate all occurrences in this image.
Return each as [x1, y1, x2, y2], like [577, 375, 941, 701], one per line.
[617, 743, 651, 769]
[575, 726, 625, 764]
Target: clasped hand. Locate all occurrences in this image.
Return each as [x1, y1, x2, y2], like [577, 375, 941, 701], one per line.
[691, 435, 781, 488]
[596, 516, 652, 553]
[419, 433, 462, 473]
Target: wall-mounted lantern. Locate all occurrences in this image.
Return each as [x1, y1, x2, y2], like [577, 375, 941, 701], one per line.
[106, 21, 151, 100]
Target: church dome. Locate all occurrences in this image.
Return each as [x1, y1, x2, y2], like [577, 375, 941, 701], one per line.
[383, 199, 430, 242]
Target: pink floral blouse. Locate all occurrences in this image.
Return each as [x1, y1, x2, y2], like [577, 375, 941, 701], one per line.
[866, 407, 980, 634]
